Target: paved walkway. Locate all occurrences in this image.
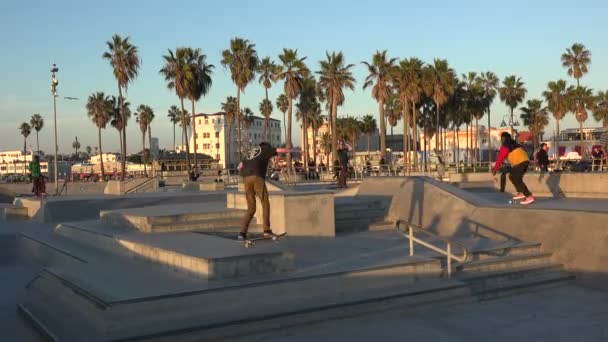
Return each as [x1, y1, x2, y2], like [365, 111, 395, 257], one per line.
[232, 284, 608, 342]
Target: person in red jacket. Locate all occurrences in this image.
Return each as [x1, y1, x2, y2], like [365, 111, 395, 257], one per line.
[492, 132, 535, 205]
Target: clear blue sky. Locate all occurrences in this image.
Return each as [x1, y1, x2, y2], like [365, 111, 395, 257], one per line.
[1, 0, 607, 154]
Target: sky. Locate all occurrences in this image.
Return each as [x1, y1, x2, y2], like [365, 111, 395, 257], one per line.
[1, 0, 607, 154]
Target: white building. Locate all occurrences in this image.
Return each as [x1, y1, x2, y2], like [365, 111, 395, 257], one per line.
[189, 112, 282, 168]
[90, 153, 118, 164]
[0, 150, 49, 176]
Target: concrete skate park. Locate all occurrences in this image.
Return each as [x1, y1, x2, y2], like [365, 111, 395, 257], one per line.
[2, 174, 608, 341]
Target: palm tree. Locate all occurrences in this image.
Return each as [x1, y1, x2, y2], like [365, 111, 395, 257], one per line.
[360, 114, 377, 155]
[221, 96, 238, 168]
[185, 47, 214, 167]
[423, 59, 456, 157]
[561, 43, 591, 87]
[593, 91, 608, 128]
[19, 122, 31, 157]
[109, 96, 131, 159]
[136, 104, 154, 175]
[103, 34, 140, 180]
[257, 57, 280, 140]
[72, 137, 81, 156]
[499, 75, 527, 136]
[160, 47, 193, 167]
[462, 72, 485, 165]
[317, 51, 356, 164]
[29, 114, 44, 156]
[241, 107, 255, 151]
[86, 91, 112, 178]
[320, 132, 332, 168]
[568, 85, 595, 143]
[308, 103, 324, 165]
[221, 37, 259, 163]
[385, 94, 400, 138]
[296, 76, 318, 167]
[542, 80, 569, 154]
[276, 48, 310, 169]
[179, 109, 191, 148]
[86, 145, 92, 156]
[478, 71, 499, 161]
[520, 99, 549, 150]
[362, 50, 397, 159]
[276, 94, 289, 140]
[393, 58, 424, 170]
[167, 105, 181, 151]
[259, 99, 273, 140]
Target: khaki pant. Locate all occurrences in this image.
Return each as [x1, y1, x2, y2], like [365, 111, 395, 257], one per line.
[241, 176, 270, 233]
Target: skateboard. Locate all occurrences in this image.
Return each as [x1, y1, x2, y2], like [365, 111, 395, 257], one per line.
[242, 233, 286, 248]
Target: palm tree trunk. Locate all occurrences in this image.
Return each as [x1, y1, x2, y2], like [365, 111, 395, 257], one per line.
[286, 97, 293, 170]
[456, 127, 460, 168]
[487, 107, 492, 163]
[282, 111, 287, 144]
[466, 123, 469, 165]
[313, 126, 318, 166]
[36, 131, 40, 156]
[264, 88, 269, 141]
[179, 97, 190, 169]
[173, 122, 176, 152]
[227, 122, 233, 169]
[379, 100, 386, 159]
[367, 134, 371, 156]
[580, 121, 584, 145]
[331, 96, 338, 164]
[191, 98, 197, 168]
[236, 88, 242, 163]
[475, 118, 479, 166]
[436, 104, 441, 156]
[142, 130, 147, 176]
[412, 101, 418, 171]
[148, 124, 153, 176]
[403, 102, 409, 172]
[118, 85, 126, 181]
[555, 120, 560, 159]
[302, 115, 308, 170]
[98, 128, 105, 179]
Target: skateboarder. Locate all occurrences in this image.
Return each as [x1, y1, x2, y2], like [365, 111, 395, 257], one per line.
[337, 140, 351, 188]
[492, 132, 535, 205]
[238, 142, 278, 240]
[28, 155, 46, 197]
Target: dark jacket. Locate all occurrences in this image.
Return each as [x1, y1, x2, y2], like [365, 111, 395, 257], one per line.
[536, 149, 549, 170]
[338, 149, 349, 167]
[241, 144, 277, 179]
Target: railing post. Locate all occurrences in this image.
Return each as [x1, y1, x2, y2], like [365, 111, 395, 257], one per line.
[447, 242, 452, 278]
[409, 225, 414, 256]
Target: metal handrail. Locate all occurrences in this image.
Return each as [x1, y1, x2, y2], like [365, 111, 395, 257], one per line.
[124, 176, 159, 194]
[395, 219, 469, 278]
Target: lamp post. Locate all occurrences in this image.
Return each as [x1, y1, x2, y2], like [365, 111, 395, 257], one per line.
[50, 64, 59, 194]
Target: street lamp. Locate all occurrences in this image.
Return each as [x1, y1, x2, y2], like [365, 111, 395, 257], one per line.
[50, 64, 59, 194]
[500, 115, 520, 136]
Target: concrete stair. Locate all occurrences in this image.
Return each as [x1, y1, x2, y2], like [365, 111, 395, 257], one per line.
[100, 207, 259, 233]
[18, 254, 455, 341]
[0, 203, 28, 221]
[334, 197, 391, 234]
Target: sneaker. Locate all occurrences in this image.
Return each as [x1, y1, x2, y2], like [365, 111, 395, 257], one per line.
[512, 193, 526, 200]
[520, 196, 535, 205]
[263, 230, 276, 238]
[237, 232, 247, 241]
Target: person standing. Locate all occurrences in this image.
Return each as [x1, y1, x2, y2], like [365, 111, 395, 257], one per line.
[492, 132, 535, 204]
[337, 141, 351, 188]
[239, 142, 278, 240]
[536, 143, 550, 172]
[28, 155, 46, 197]
[591, 146, 605, 171]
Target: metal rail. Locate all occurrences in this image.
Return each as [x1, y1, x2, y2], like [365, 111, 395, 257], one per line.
[124, 176, 159, 194]
[395, 219, 469, 278]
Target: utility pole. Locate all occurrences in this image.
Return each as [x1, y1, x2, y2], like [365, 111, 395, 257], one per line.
[51, 64, 59, 194]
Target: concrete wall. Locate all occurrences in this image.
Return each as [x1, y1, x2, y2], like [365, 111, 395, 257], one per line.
[227, 191, 335, 237]
[387, 177, 608, 290]
[495, 172, 608, 198]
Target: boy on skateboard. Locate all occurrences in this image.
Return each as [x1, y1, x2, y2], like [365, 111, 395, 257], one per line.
[28, 155, 47, 197]
[492, 132, 535, 205]
[238, 142, 278, 241]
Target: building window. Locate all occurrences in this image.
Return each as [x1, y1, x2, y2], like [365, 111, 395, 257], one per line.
[217, 118, 221, 124]
[215, 132, 220, 138]
[198, 119, 201, 125]
[195, 144, 199, 150]
[215, 143, 220, 149]
[212, 119, 215, 123]
[205, 118, 209, 124]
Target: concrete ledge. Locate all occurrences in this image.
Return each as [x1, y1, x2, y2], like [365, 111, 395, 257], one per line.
[448, 172, 494, 184]
[105, 179, 160, 195]
[227, 190, 335, 236]
[237, 179, 285, 192]
[495, 172, 608, 198]
[199, 182, 225, 191]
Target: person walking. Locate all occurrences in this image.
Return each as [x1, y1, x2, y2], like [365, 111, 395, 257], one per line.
[337, 140, 351, 188]
[536, 143, 550, 172]
[28, 155, 46, 197]
[239, 142, 278, 240]
[492, 132, 535, 204]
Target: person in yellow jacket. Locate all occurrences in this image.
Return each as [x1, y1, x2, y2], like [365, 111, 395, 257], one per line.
[492, 132, 535, 204]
